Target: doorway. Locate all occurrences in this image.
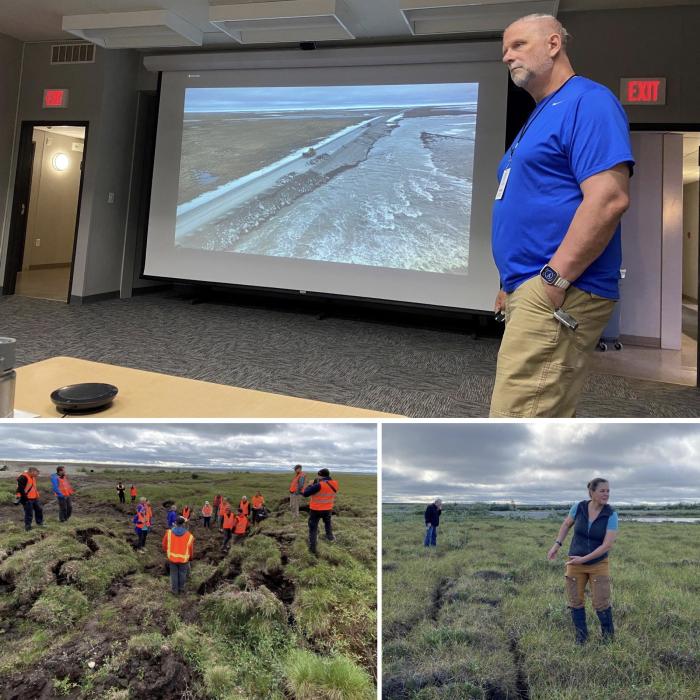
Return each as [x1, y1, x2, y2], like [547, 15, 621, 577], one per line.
[590, 128, 699, 387]
[3, 121, 88, 302]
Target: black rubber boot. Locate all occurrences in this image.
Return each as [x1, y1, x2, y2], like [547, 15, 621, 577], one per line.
[570, 607, 588, 644]
[596, 607, 614, 642]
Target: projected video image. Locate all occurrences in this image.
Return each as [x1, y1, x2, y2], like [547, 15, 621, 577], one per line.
[175, 84, 477, 274]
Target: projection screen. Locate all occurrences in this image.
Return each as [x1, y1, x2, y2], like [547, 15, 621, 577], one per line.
[143, 45, 508, 311]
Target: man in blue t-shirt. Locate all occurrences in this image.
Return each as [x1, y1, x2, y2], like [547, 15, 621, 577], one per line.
[490, 14, 634, 417]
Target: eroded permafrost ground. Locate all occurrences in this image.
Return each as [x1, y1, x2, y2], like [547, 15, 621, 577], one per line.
[383, 505, 700, 700]
[0, 470, 376, 700]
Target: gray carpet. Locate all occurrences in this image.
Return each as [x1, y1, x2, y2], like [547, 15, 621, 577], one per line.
[3, 293, 699, 417]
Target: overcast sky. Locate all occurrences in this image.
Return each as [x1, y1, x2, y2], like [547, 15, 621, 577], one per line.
[383, 423, 700, 504]
[0, 423, 377, 473]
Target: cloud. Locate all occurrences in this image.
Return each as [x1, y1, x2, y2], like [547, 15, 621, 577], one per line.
[382, 423, 700, 504]
[0, 423, 377, 474]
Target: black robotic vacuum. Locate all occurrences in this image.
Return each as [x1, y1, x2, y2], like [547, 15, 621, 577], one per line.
[50, 383, 118, 414]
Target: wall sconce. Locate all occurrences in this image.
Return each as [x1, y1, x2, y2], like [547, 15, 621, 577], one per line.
[52, 153, 69, 171]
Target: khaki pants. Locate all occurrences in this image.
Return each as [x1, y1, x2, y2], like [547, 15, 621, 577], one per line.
[290, 494, 301, 517]
[490, 276, 615, 417]
[565, 559, 611, 611]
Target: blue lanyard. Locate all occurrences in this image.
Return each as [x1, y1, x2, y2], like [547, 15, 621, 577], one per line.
[507, 74, 577, 166]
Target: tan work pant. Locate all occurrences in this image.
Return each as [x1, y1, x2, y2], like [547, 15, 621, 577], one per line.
[290, 494, 301, 517]
[490, 276, 615, 417]
[565, 559, 611, 611]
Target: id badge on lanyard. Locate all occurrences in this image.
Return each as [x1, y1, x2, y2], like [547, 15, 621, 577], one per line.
[495, 167, 510, 200]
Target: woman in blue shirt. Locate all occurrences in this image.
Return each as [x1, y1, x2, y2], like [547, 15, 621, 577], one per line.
[547, 478, 618, 643]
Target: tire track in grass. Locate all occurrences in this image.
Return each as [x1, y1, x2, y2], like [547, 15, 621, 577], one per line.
[508, 631, 531, 700]
[431, 576, 450, 620]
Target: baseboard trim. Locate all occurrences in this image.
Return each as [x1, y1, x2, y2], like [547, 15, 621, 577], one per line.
[620, 334, 660, 348]
[70, 291, 120, 305]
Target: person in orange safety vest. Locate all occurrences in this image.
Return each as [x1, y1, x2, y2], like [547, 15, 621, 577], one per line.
[201, 501, 213, 529]
[51, 465, 75, 523]
[251, 491, 265, 524]
[217, 498, 229, 528]
[289, 464, 306, 518]
[133, 497, 151, 553]
[182, 505, 191, 521]
[239, 496, 250, 517]
[130, 485, 137, 503]
[16, 466, 43, 531]
[221, 505, 235, 551]
[233, 509, 249, 544]
[162, 516, 194, 595]
[302, 468, 339, 555]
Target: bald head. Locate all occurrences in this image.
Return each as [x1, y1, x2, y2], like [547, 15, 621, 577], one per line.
[506, 14, 569, 49]
[502, 14, 574, 101]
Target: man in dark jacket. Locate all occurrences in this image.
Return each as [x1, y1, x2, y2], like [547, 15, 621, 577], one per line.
[16, 467, 43, 531]
[424, 499, 443, 547]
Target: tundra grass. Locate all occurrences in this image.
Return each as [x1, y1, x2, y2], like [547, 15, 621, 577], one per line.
[0, 469, 376, 699]
[383, 504, 700, 700]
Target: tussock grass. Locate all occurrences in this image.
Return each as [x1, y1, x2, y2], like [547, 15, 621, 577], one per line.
[239, 534, 283, 574]
[61, 534, 139, 598]
[29, 584, 90, 628]
[0, 629, 52, 676]
[0, 534, 90, 603]
[0, 522, 42, 562]
[126, 631, 167, 655]
[383, 506, 700, 700]
[202, 584, 288, 630]
[204, 665, 246, 700]
[284, 648, 375, 700]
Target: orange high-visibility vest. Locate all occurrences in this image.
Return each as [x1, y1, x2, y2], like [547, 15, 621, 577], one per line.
[17, 472, 39, 500]
[234, 515, 249, 535]
[239, 500, 249, 516]
[130, 487, 137, 497]
[252, 495, 264, 509]
[135, 508, 151, 529]
[58, 476, 75, 497]
[289, 472, 305, 493]
[222, 511, 235, 530]
[309, 479, 338, 511]
[163, 529, 194, 563]
[146, 504, 153, 522]
[218, 501, 228, 517]
[202, 504, 212, 517]
[182, 506, 191, 520]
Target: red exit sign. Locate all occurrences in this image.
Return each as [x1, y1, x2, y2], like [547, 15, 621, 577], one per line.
[43, 88, 69, 108]
[620, 78, 666, 106]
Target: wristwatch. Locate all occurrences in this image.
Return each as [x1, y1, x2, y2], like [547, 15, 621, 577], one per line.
[540, 264, 571, 290]
[555, 540, 563, 547]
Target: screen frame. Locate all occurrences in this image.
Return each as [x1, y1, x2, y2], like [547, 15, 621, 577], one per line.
[141, 42, 508, 313]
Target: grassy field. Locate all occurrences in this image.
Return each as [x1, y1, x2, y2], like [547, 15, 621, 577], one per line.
[178, 113, 368, 204]
[383, 504, 700, 700]
[0, 468, 376, 700]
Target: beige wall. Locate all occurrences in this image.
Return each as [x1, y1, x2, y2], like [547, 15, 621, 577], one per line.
[683, 181, 699, 301]
[23, 130, 83, 268]
[0, 43, 140, 301]
[0, 33, 22, 291]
